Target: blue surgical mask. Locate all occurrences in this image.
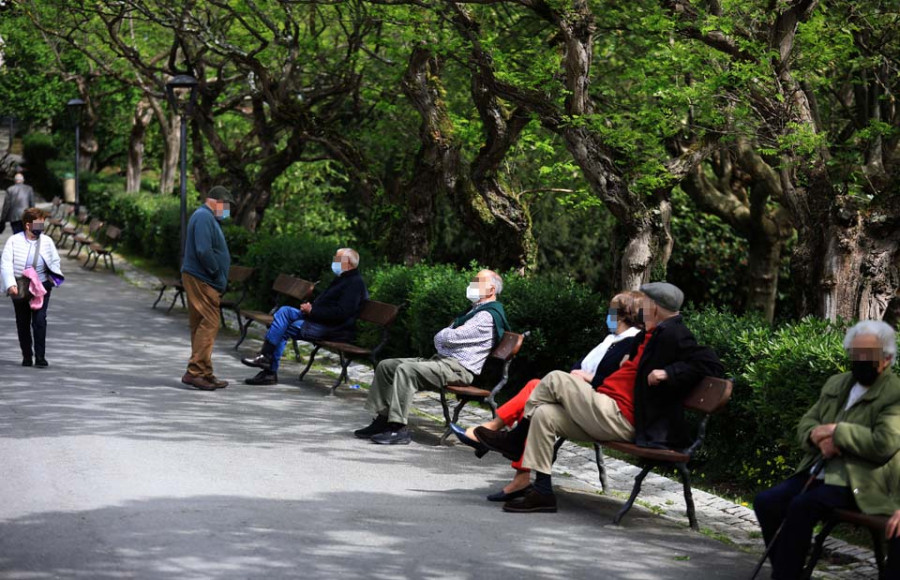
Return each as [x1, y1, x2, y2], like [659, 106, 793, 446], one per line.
[331, 262, 343, 276]
[606, 314, 617, 334]
[221, 209, 230, 221]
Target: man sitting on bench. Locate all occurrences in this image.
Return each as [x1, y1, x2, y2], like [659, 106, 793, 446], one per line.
[354, 269, 510, 446]
[476, 282, 723, 513]
[241, 248, 368, 385]
[753, 320, 900, 580]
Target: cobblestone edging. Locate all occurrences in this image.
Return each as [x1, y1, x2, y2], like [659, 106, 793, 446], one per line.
[117, 259, 878, 579]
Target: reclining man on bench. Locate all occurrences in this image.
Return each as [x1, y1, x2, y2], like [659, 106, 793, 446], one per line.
[354, 269, 510, 446]
[241, 248, 368, 385]
[476, 282, 723, 513]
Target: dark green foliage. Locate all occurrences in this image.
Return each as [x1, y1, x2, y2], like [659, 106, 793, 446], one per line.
[685, 309, 850, 492]
[222, 224, 257, 263]
[22, 134, 62, 199]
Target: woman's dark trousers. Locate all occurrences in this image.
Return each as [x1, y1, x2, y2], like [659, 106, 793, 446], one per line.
[12, 283, 52, 360]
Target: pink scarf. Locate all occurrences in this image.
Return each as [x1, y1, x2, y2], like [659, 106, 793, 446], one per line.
[22, 266, 47, 310]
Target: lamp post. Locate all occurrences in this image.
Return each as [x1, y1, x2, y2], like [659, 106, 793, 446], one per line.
[164, 74, 198, 267]
[66, 98, 85, 212]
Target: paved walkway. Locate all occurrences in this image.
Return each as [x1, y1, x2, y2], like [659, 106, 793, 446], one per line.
[0, 225, 879, 579]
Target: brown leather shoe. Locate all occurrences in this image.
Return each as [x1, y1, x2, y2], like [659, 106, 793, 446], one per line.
[502, 490, 557, 513]
[205, 375, 228, 389]
[475, 419, 529, 461]
[181, 372, 219, 391]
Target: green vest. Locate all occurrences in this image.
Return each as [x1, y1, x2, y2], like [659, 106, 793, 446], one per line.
[453, 301, 511, 341]
[795, 369, 900, 515]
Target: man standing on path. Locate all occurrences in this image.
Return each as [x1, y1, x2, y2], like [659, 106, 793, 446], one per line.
[1, 174, 35, 234]
[180, 185, 232, 391]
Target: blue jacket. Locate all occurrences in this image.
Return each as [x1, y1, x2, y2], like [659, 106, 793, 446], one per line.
[181, 205, 230, 293]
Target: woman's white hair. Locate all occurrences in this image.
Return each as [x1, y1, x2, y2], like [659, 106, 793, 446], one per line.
[843, 320, 897, 359]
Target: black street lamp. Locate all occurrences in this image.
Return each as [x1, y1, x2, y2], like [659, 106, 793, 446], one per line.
[66, 98, 85, 212]
[165, 74, 199, 267]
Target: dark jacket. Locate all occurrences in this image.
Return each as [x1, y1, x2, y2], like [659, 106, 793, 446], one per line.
[181, 205, 231, 293]
[299, 268, 368, 342]
[1, 184, 34, 224]
[571, 332, 644, 389]
[633, 315, 723, 449]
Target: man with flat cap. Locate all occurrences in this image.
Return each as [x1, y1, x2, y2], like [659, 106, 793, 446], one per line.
[180, 185, 233, 391]
[477, 282, 723, 513]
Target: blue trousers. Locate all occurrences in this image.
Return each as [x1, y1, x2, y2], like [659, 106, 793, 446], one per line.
[264, 306, 305, 372]
[754, 473, 856, 579]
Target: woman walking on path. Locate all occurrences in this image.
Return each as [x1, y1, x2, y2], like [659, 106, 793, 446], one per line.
[1, 207, 63, 367]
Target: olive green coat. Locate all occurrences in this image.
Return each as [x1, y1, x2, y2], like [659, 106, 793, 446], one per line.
[795, 369, 900, 516]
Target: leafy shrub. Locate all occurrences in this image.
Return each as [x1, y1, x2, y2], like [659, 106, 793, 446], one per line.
[22, 133, 62, 199]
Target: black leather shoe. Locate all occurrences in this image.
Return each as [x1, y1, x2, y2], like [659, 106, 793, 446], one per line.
[245, 370, 278, 385]
[354, 415, 389, 439]
[241, 352, 273, 370]
[502, 490, 557, 513]
[450, 423, 490, 458]
[34, 358, 49, 368]
[487, 485, 533, 502]
[371, 425, 411, 445]
[22, 357, 33, 367]
[475, 420, 529, 461]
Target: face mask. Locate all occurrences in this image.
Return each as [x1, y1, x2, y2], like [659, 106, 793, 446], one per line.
[31, 226, 43, 237]
[220, 209, 230, 221]
[851, 360, 880, 386]
[331, 262, 343, 276]
[606, 313, 617, 334]
[466, 284, 482, 303]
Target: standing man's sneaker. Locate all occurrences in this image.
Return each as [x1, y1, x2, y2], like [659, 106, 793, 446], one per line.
[205, 375, 228, 388]
[241, 352, 273, 370]
[245, 370, 278, 385]
[34, 358, 49, 368]
[502, 490, 557, 513]
[354, 415, 389, 438]
[22, 357, 33, 367]
[181, 372, 219, 391]
[371, 425, 411, 445]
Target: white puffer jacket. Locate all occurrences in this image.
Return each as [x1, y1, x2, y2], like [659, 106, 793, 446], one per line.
[1, 232, 62, 292]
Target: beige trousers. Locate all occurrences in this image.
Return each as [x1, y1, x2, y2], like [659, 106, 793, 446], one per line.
[183, 272, 221, 378]
[521, 370, 634, 474]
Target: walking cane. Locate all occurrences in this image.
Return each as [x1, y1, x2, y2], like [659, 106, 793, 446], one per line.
[748, 457, 826, 580]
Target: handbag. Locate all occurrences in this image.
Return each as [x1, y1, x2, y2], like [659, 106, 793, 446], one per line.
[11, 236, 41, 301]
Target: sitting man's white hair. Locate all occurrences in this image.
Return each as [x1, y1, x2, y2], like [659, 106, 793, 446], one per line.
[843, 320, 897, 359]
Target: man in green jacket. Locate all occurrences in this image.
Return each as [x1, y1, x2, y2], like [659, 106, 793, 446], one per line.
[754, 320, 900, 579]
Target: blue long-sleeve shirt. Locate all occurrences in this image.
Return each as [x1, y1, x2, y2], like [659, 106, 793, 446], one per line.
[181, 205, 230, 292]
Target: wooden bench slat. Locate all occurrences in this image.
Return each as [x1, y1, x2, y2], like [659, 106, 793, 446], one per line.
[316, 341, 372, 356]
[446, 385, 492, 398]
[602, 441, 690, 464]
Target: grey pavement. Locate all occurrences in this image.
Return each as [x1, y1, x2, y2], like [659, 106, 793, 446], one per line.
[0, 236, 764, 579]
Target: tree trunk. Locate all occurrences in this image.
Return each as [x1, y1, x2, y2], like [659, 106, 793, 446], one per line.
[160, 114, 180, 195]
[126, 99, 153, 194]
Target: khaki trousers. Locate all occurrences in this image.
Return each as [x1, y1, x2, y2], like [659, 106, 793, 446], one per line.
[183, 272, 221, 378]
[521, 370, 634, 474]
[364, 356, 474, 425]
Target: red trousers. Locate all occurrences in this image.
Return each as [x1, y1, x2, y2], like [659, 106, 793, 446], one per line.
[496, 378, 541, 471]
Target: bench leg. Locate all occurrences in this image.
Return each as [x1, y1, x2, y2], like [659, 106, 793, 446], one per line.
[552, 438, 566, 464]
[152, 285, 168, 309]
[291, 338, 301, 362]
[438, 388, 454, 446]
[803, 519, 838, 579]
[298, 345, 320, 381]
[234, 319, 252, 350]
[613, 463, 652, 526]
[675, 462, 699, 531]
[441, 398, 470, 446]
[871, 526, 886, 580]
[109, 255, 115, 273]
[329, 352, 349, 395]
[594, 443, 608, 492]
[167, 290, 180, 313]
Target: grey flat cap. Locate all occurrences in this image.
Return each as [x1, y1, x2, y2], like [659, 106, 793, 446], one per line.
[640, 282, 684, 312]
[207, 185, 235, 204]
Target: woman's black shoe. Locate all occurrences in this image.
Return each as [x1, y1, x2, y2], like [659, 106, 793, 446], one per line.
[22, 357, 33, 367]
[35, 358, 48, 368]
[502, 489, 557, 513]
[487, 485, 533, 502]
[449, 423, 490, 458]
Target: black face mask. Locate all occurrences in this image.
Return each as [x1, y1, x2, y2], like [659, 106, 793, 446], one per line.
[851, 360, 881, 386]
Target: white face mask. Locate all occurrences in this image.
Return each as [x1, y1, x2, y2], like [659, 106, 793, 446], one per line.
[466, 283, 482, 303]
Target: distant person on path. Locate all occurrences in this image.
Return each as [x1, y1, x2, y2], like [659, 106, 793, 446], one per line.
[753, 320, 900, 579]
[475, 282, 723, 513]
[180, 186, 232, 391]
[1, 208, 63, 367]
[1, 173, 35, 234]
[354, 269, 510, 445]
[450, 291, 645, 502]
[241, 248, 369, 385]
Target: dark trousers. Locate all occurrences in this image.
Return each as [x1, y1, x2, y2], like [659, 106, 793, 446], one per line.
[12, 282, 52, 360]
[754, 473, 856, 579]
[10, 221, 23, 234]
[888, 537, 900, 578]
